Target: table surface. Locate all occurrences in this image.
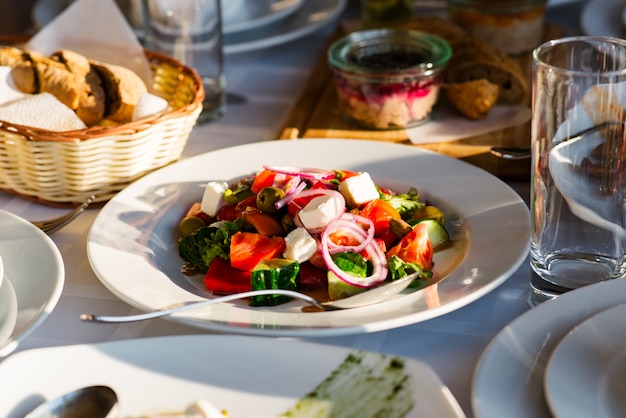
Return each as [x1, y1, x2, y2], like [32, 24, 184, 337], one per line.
[0, 1, 588, 416]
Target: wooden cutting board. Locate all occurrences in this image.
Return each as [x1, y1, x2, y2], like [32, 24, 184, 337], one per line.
[277, 18, 563, 180]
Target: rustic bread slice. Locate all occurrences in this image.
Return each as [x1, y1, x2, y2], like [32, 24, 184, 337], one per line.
[402, 16, 529, 109]
[442, 33, 528, 105]
[444, 79, 500, 119]
[11, 50, 82, 110]
[445, 58, 528, 105]
[90, 60, 147, 123]
[51, 49, 106, 126]
[0, 46, 27, 67]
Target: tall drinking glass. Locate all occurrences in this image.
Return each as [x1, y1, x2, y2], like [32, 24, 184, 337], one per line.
[141, 0, 225, 123]
[529, 36, 626, 305]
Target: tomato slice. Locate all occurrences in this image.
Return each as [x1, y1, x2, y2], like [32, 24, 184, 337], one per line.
[308, 249, 327, 269]
[235, 195, 258, 211]
[360, 199, 401, 247]
[204, 258, 251, 294]
[250, 169, 277, 194]
[185, 202, 213, 224]
[360, 199, 400, 233]
[385, 222, 433, 269]
[216, 204, 241, 222]
[230, 231, 286, 271]
[243, 208, 284, 236]
[335, 170, 359, 181]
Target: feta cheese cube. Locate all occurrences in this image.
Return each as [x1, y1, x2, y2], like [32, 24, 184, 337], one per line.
[200, 181, 229, 217]
[298, 194, 344, 231]
[283, 227, 318, 263]
[338, 172, 379, 208]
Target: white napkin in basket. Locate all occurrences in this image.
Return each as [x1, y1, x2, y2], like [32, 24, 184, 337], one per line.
[0, 67, 27, 106]
[0, 93, 87, 131]
[25, 0, 153, 89]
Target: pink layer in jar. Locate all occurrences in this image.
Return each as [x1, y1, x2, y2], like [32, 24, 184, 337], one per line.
[328, 29, 451, 130]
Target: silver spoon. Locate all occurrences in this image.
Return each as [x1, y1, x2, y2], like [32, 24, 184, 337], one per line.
[25, 385, 118, 418]
[80, 272, 420, 324]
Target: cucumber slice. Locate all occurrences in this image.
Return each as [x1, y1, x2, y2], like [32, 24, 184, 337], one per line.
[328, 271, 367, 301]
[417, 219, 450, 248]
[250, 259, 299, 306]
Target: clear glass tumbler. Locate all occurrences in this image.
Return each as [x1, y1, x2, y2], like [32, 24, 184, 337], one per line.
[141, 0, 226, 123]
[529, 36, 626, 305]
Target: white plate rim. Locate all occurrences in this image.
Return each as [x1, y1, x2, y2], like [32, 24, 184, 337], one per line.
[544, 302, 626, 418]
[580, 0, 626, 38]
[471, 278, 626, 418]
[224, 0, 347, 54]
[0, 334, 466, 418]
[0, 209, 65, 358]
[0, 274, 18, 349]
[86, 138, 530, 337]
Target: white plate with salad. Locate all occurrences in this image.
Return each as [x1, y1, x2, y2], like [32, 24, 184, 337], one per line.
[0, 335, 466, 418]
[86, 139, 529, 337]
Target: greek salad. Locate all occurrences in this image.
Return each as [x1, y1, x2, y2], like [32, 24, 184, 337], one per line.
[177, 165, 451, 307]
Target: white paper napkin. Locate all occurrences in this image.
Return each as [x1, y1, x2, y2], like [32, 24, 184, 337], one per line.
[26, 0, 153, 88]
[0, 93, 87, 131]
[406, 103, 531, 144]
[0, 67, 27, 106]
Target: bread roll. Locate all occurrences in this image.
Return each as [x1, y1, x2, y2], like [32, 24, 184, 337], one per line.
[443, 35, 528, 105]
[11, 50, 82, 110]
[444, 79, 500, 119]
[403, 16, 529, 113]
[0, 46, 27, 67]
[0, 46, 149, 126]
[51, 49, 106, 126]
[90, 60, 147, 123]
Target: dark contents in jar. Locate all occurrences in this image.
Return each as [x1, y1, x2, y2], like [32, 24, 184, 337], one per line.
[348, 48, 429, 71]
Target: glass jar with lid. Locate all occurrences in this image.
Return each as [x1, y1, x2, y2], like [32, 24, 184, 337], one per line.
[327, 29, 452, 130]
[446, 0, 548, 55]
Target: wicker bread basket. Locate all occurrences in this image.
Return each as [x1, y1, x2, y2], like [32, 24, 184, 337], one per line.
[0, 45, 204, 206]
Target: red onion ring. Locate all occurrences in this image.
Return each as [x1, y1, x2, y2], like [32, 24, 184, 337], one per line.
[320, 213, 387, 288]
[274, 178, 307, 210]
[324, 214, 374, 255]
[321, 235, 388, 288]
[263, 165, 335, 180]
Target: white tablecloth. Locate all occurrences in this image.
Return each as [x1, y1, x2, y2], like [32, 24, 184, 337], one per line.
[0, 2, 587, 416]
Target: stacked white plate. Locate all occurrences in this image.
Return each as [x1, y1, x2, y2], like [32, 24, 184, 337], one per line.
[0, 210, 64, 358]
[33, 0, 348, 54]
[0, 335, 466, 417]
[472, 278, 626, 418]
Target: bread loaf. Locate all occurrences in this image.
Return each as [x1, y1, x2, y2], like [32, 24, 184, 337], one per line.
[444, 79, 500, 120]
[403, 16, 529, 116]
[0, 46, 27, 67]
[0, 46, 148, 126]
[12, 50, 82, 110]
[444, 37, 528, 105]
[89, 60, 147, 123]
[51, 49, 106, 126]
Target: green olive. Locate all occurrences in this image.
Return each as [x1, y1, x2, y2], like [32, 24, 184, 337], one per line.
[256, 186, 285, 214]
[281, 214, 296, 232]
[178, 215, 206, 237]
